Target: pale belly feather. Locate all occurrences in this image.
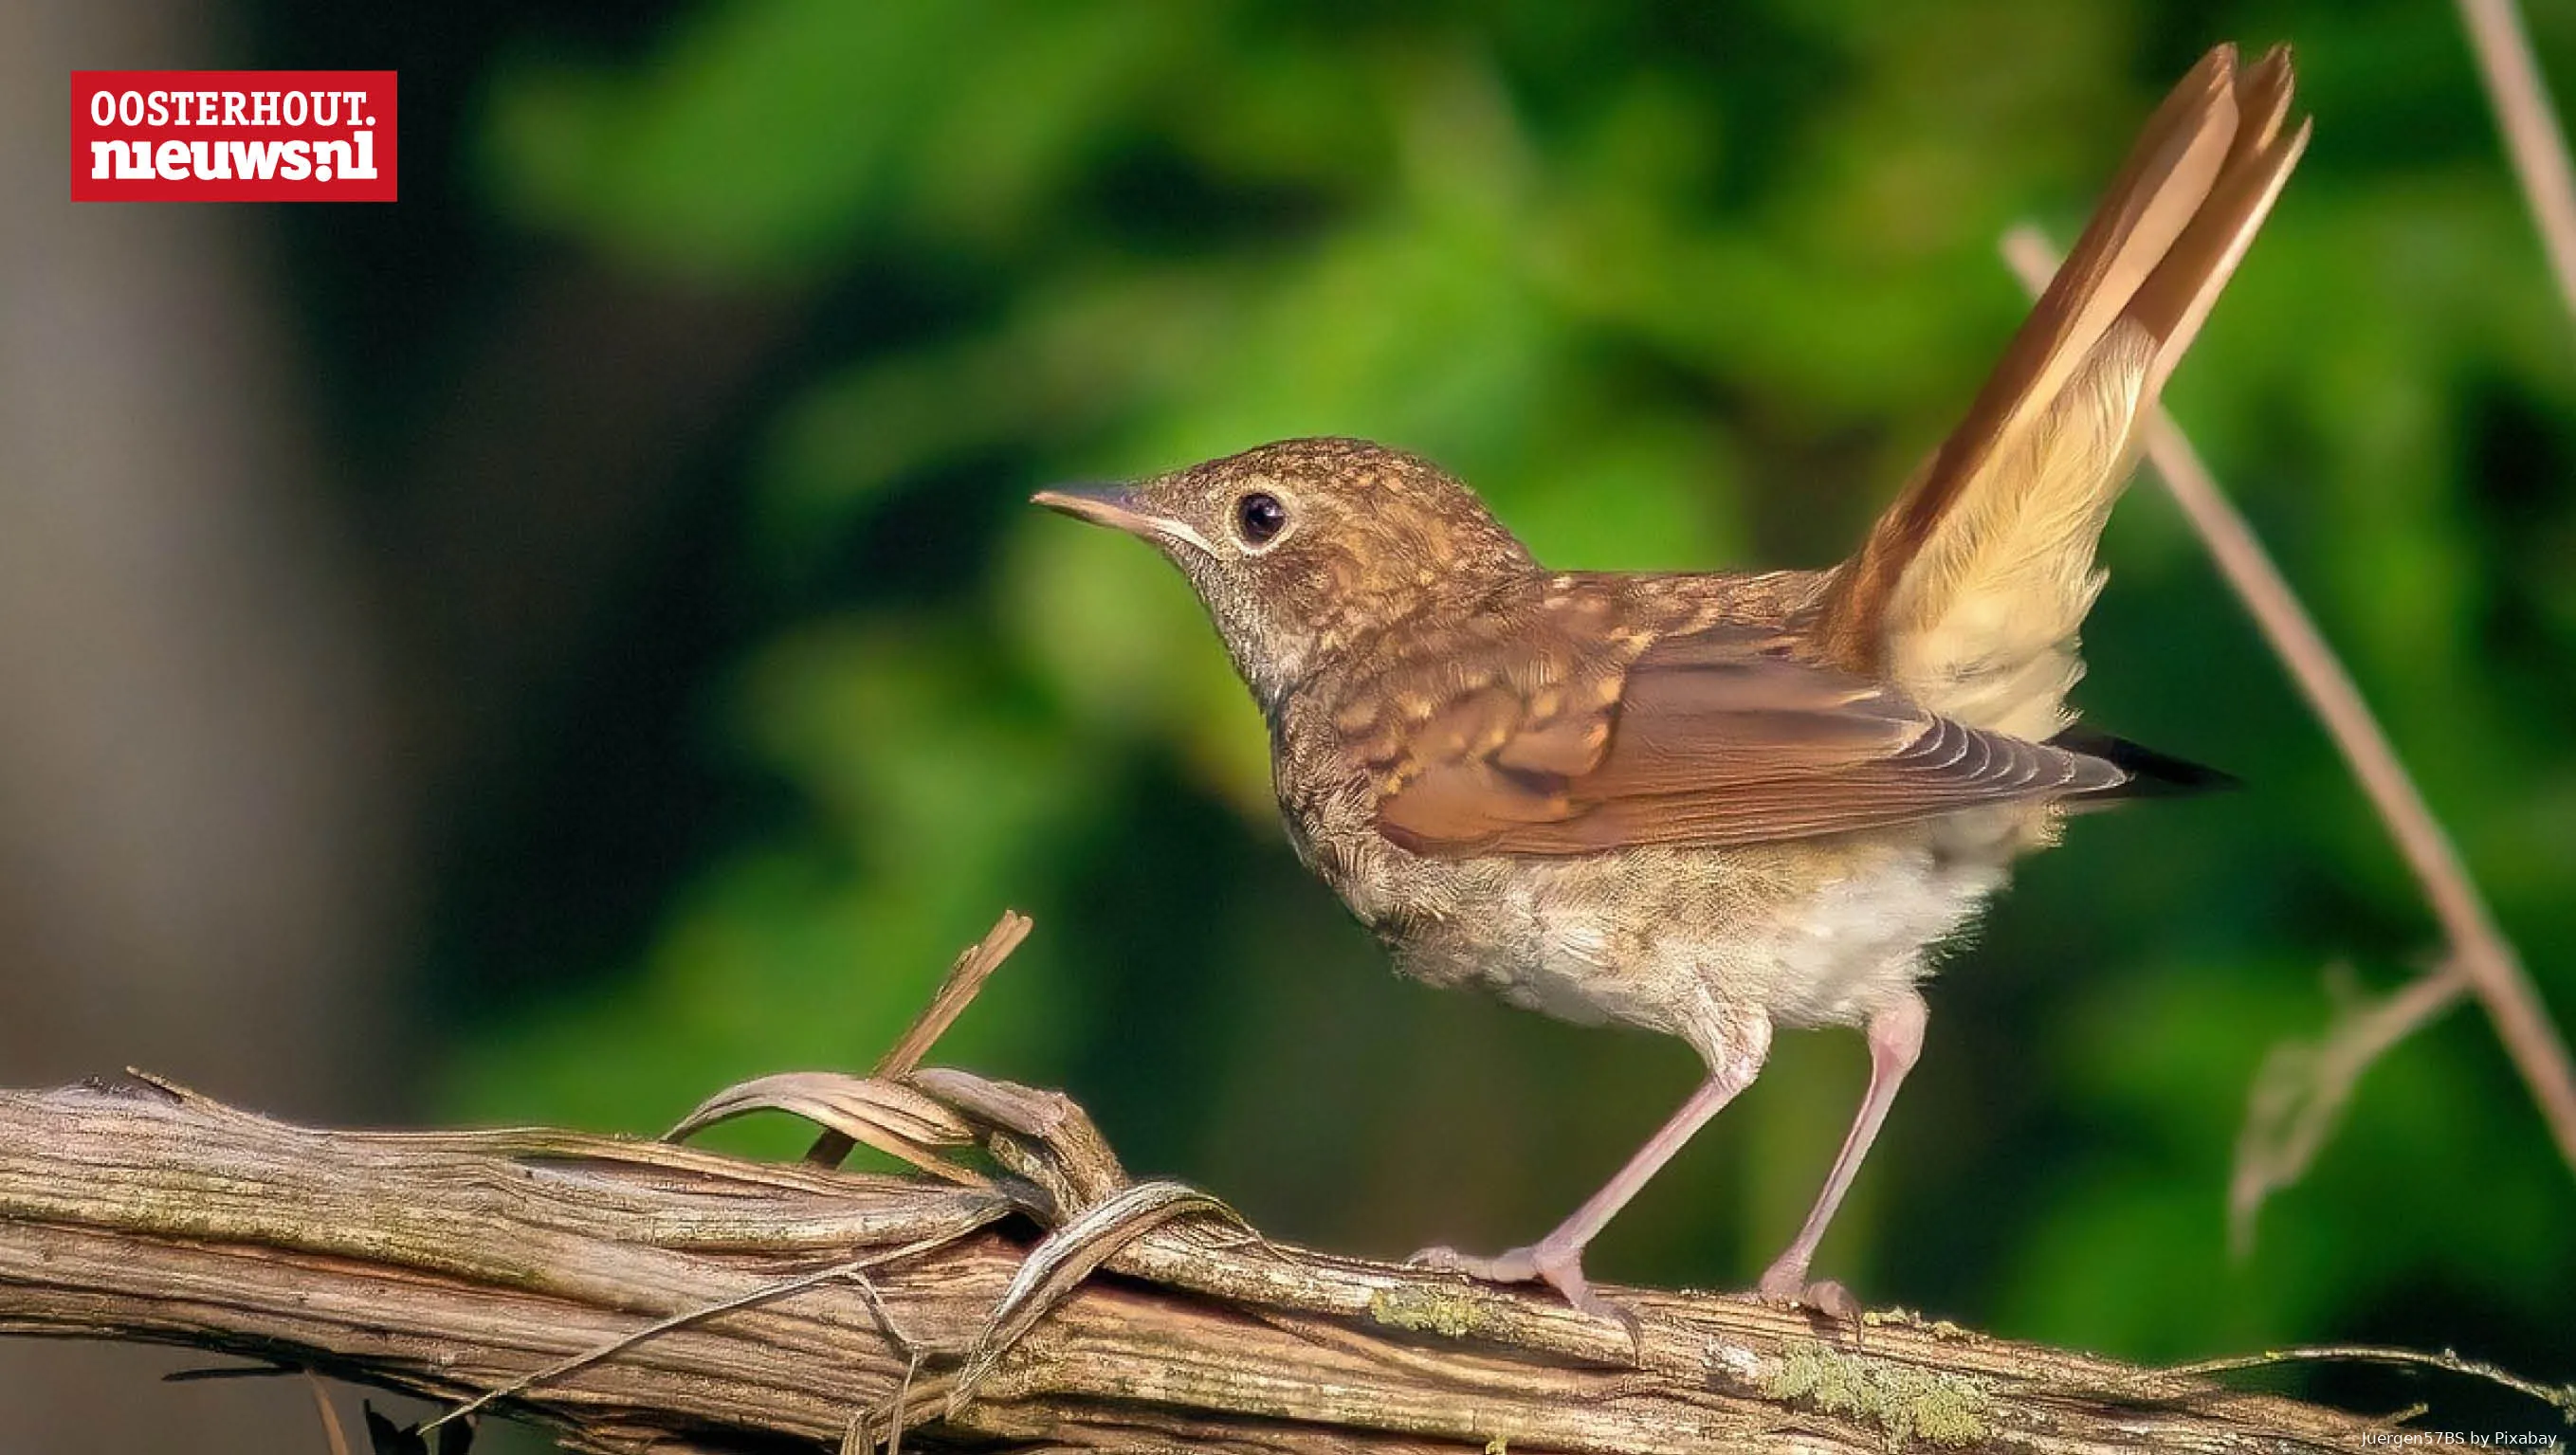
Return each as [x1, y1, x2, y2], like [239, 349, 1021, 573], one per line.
[1313, 818, 2009, 1053]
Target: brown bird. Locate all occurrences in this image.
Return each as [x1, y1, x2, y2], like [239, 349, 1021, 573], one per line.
[1035, 45, 2306, 1318]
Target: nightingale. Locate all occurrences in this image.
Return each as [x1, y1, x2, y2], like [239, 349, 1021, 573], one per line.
[1035, 45, 2305, 1318]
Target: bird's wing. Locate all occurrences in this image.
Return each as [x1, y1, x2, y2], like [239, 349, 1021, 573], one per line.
[1361, 616, 2127, 858]
[1811, 45, 2308, 740]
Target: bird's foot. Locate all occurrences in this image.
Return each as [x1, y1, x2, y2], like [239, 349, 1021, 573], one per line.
[1757, 1259, 1862, 1319]
[1408, 1238, 1627, 1326]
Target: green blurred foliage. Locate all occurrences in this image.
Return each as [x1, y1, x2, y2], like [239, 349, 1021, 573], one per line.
[436, 0, 2571, 1407]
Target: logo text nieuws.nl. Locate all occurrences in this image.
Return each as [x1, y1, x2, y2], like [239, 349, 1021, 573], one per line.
[72, 70, 396, 202]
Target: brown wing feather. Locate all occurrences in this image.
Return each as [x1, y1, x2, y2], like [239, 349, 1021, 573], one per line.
[1372, 619, 2125, 858]
[1813, 45, 2308, 740]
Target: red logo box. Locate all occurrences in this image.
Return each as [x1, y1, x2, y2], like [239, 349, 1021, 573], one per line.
[72, 70, 396, 202]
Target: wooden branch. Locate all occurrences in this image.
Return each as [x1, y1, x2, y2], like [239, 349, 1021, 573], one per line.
[0, 1069, 2421, 1454]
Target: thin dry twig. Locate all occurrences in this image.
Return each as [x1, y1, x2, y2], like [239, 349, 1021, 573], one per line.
[842, 1352, 920, 1455]
[2147, 1344, 2575, 1418]
[799, 909, 1032, 1171]
[879, 910, 1033, 1080]
[947, 1178, 1252, 1410]
[669, 1071, 988, 1187]
[417, 1228, 980, 1435]
[2456, 0, 2576, 324]
[841, 1271, 926, 1455]
[2229, 962, 2470, 1254]
[2001, 227, 2576, 1201]
[307, 1371, 354, 1455]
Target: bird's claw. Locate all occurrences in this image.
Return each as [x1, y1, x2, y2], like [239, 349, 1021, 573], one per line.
[1758, 1263, 1863, 1319]
[1408, 1241, 1635, 1334]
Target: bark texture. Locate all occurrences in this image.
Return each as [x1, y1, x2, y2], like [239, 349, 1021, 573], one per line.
[0, 1068, 2409, 1454]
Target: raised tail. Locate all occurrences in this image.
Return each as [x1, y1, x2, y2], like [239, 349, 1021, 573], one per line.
[1812, 45, 2309, 742]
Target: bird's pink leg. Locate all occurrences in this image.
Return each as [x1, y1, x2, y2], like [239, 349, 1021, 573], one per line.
[1414, 1014, 1771, 1319]
[1757, 990, 1928, 1316]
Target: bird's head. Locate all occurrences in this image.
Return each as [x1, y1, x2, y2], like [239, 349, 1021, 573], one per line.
[1034, 438, 1534, 707]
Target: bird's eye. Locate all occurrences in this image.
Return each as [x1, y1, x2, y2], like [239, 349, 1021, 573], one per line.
[1234, 491, 1288, 546]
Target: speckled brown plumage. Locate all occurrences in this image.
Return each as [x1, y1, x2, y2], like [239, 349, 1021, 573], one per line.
[1034, 45, 2307, 1320]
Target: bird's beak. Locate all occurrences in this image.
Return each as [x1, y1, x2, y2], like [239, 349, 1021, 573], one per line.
[1031, 482, 1156, 536]
[1031, 482, 1218, 557]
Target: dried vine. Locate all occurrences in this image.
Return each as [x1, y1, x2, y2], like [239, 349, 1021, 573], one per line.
[2, 916, 2559, 1453]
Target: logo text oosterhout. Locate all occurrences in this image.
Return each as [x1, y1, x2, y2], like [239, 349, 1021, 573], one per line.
[71, 71, 396, 202]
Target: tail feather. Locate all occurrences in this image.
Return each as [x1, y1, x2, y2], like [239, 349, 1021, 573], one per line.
[2052, 727, 2240, 803]
[1814, 45, 2309, 743]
